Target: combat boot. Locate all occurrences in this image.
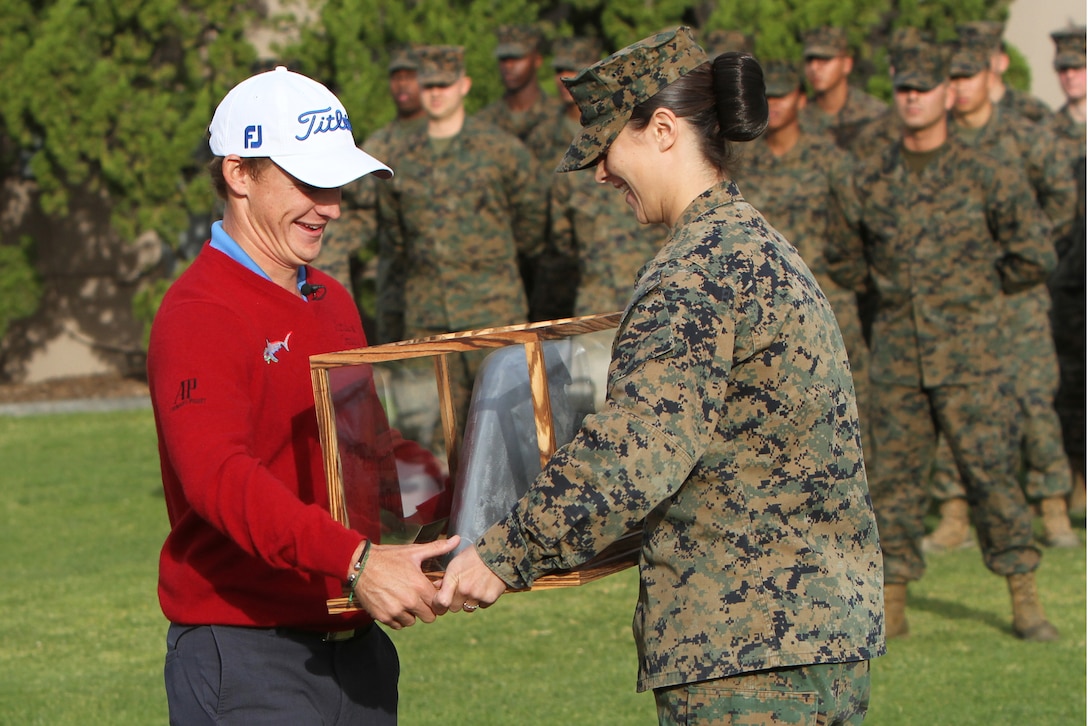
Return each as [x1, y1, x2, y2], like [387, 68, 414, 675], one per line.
[1069, 469, 1086, 517]
[884, 583, 909, 639]
[922, 497, 973, 553]
[1040, 496, 1080, 548]
[1007, 572, 1059, 641]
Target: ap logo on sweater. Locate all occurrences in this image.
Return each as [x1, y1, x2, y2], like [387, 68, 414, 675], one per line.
[263, 332, 293, 364]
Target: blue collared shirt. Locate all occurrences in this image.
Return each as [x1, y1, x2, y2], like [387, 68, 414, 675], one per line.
[209, 220, 309, 297]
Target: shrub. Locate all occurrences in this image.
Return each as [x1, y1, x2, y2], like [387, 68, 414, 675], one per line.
[0, 235, 43, 341]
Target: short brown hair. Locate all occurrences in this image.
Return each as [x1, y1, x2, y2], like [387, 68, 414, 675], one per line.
[207, 156, 273, 200]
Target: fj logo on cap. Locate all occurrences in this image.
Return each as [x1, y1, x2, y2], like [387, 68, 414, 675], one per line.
[209, 66, 391, 187]
[296, 108, 352, 141]
[244, 125, 263, 149]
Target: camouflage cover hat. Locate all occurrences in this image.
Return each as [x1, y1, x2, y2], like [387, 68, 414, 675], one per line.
[557, 26, 709, 173]
[958, 20, 1004, 53]
[762, 58, 803, 96]
[889, 27, 928, 54]
[803, 26, 849, 59]
[388, 45, 419, 74]
[495, 24, 543, 59]
[950, 25, 993, 77]
[891, 34, 950, 91]
[552, 36, 602, 72]
[701, 28, 753, 56]
[417, 45, 464, 86]
[1051, 26, 1087, 70]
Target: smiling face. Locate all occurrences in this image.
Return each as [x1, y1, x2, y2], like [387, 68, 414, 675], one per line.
[223, 156, 342, 279]
[594, 123, 661, 225]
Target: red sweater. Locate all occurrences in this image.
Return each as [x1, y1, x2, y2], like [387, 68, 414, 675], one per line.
[149, 244, 373, 631]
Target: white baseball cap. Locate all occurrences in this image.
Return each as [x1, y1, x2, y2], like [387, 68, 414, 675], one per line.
[209, 66, 392, 188]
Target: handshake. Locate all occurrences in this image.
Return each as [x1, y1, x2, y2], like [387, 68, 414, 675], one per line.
[347, 535, 509, 630]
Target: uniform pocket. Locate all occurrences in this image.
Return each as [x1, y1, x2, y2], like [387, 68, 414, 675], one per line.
[683, 684, 820, 725]
[613, 270, 677, 381]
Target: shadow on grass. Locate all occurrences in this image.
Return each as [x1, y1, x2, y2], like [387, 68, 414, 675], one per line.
[907, 593, 1011, 636]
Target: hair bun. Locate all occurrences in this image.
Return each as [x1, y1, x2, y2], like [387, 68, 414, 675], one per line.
[712, 52, 769, 142]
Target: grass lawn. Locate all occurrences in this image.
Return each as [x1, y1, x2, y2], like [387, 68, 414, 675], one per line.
[1, 408, 1084, 724]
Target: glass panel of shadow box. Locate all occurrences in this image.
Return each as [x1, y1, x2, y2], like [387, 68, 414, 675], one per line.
[309, 314, 643, 613]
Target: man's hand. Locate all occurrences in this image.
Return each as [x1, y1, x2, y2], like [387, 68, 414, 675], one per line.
[433, 545, 507, 614]
[352, 536, 460, 629]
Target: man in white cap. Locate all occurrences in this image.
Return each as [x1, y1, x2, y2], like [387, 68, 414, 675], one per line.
[148, 66, 459, 724]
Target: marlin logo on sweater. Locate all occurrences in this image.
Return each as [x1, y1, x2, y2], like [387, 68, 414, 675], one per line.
[263, 332, 293, 364]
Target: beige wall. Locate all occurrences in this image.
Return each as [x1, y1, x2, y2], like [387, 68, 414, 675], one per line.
[1006, 0, 1087, 109]
[0, 179, 158, 383]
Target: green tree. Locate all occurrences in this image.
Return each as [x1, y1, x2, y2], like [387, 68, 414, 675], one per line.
[0, 0, 1030, 257]
[705, 0, 1019, 99]
[0, 0, 257, 244]
[288, 0, 558, 137]
[0, 0, 1037, 356]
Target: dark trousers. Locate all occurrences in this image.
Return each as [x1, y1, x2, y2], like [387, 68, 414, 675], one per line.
[165, 623, 398, 725]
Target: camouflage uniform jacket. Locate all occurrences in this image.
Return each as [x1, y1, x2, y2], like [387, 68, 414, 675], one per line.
[474, 91, 565, 147]
[1051, 104, 1087, 163]
[327, 117, 428, 260]
[1050, 104, 1087, 260]
[826, 136, 1056, 387]
[375, 116, 547, 333]
[800, 86, 888, 149]
[524, 105, 576, 169]
[845, 109, 901, 162]
[998, 87, 1054, 125]
[477, 180, 885, 692]
[323, 117, 427, 340]
[738, 132, 859, 321]
[954, 104, 1076, 244]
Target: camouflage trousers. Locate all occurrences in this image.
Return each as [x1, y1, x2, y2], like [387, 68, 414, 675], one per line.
[929, 288, 1071, 501]
[654, 661, 870, 726]
[870, 381, 1041, 584]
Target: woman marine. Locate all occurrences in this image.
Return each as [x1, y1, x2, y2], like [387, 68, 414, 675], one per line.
[437, 27, 884, 725]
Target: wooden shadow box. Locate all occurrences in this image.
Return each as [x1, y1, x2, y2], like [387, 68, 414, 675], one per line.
[309, 314, 640, 613]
